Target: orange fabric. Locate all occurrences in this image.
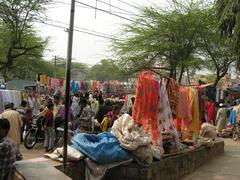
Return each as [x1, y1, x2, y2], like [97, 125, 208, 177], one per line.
[174, 118, 182, 132]
[132, 71, 160, 146]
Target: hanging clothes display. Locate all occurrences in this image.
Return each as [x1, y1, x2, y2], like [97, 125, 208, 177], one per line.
[132, 71, 160, 146]
[0, 90, 22, 112]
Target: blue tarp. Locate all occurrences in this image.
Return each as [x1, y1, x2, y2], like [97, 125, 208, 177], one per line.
[71, 132, 133, 164]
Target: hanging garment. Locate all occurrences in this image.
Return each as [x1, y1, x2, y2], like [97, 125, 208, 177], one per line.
[176, 87, 192, 126]
[71, 80, 76, 94]
[230, 110, 236, 127]
[158, 81, 180, 150]
[166, 79, 180, 115]
[132, 71, 160, 146]
[183, 88, 200, 141]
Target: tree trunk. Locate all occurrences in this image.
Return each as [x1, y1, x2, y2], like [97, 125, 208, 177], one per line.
[2, 68, 8, 83]
[187, 69, 191, 85]
[178, 67, 185, 83]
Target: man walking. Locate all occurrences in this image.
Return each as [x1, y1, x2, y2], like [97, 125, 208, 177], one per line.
[0, 103, 22, 150]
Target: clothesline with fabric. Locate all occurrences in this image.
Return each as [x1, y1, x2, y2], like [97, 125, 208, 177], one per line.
[37, 74, 135, 95]
[131, 71, 225, 147]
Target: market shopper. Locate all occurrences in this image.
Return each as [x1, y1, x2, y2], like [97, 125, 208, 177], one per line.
[16, 100, 33, 143]
[106, 105, 121, 127]
[95, 99, 112, 124]
[43, 102, 55, 152]
[78, 98, 95, 132]
[0, 103, 22, 150]
[0, 118, 18, 180]
[71, 95, 80, 120]
[53, 94, 63, 132]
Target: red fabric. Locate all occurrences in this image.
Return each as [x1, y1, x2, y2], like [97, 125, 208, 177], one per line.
[132, 71, 160, 146]
[206, 102, 215, 124]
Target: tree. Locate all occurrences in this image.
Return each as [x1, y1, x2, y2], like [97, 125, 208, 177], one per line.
[198, 7, 237, 86]
[89, 59, 128, 82]
[0, 0, 51, 80]
[112, 0, 208, 83]
[215, 0, 240, 68]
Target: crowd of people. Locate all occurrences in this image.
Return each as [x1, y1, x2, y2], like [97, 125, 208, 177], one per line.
[0, 90, 134, 179]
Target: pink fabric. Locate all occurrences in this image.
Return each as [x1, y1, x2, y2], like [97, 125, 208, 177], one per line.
[176, 87, 192, 126]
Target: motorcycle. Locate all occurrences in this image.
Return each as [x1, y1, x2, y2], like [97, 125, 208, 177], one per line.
[24, 115, 73, 149]
[24, 115, 45, 149]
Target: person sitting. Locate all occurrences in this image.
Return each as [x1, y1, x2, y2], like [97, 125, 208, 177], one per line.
[0, 118, 18, 180]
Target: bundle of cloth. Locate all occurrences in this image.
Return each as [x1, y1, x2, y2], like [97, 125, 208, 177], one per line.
[198, 123, 218, 147]
[111, 114, 154, 166]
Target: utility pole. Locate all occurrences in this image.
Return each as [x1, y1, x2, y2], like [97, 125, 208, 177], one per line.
[63, 0, 75, 173]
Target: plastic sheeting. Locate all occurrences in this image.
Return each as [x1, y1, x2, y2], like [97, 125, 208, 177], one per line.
[71, 132, 133, 164]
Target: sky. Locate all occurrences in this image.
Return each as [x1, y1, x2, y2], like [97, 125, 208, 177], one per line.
[34, 0, 169, 65]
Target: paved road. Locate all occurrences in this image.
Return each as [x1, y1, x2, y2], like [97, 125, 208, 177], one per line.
[183, 139, 240, 180]
[20, 143, 45, 160]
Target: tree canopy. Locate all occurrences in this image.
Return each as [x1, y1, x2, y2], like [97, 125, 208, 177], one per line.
[0, 0, 51, 81]
[112, 0, 237, 85]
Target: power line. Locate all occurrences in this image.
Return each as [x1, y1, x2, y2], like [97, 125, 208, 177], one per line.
[40, 16, 119, 38]
[115, 0, 141, 10]
[75, 1, 136, 22]
[95, 0, 140, 17]
[34, 20, 122, 41]
[56, 0, 140, 17]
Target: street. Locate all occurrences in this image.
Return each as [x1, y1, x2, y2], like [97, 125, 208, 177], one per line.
[183, 139, 240, 180]
[20, 143, 45, 160]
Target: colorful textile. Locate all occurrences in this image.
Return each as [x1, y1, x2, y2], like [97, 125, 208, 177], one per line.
[230, 110, 236, 127]
[166, 79, 180, 115]
[159, 81, 180, 150]
[132, 71, 160, 146]
[176, 87, 192, 125]
[183, 88, 200, 141]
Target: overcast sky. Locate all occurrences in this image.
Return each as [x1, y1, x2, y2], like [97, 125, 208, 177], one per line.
[34, 0, 168, 65]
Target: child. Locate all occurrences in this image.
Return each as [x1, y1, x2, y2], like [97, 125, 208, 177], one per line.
[43, 102, 55, 152]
